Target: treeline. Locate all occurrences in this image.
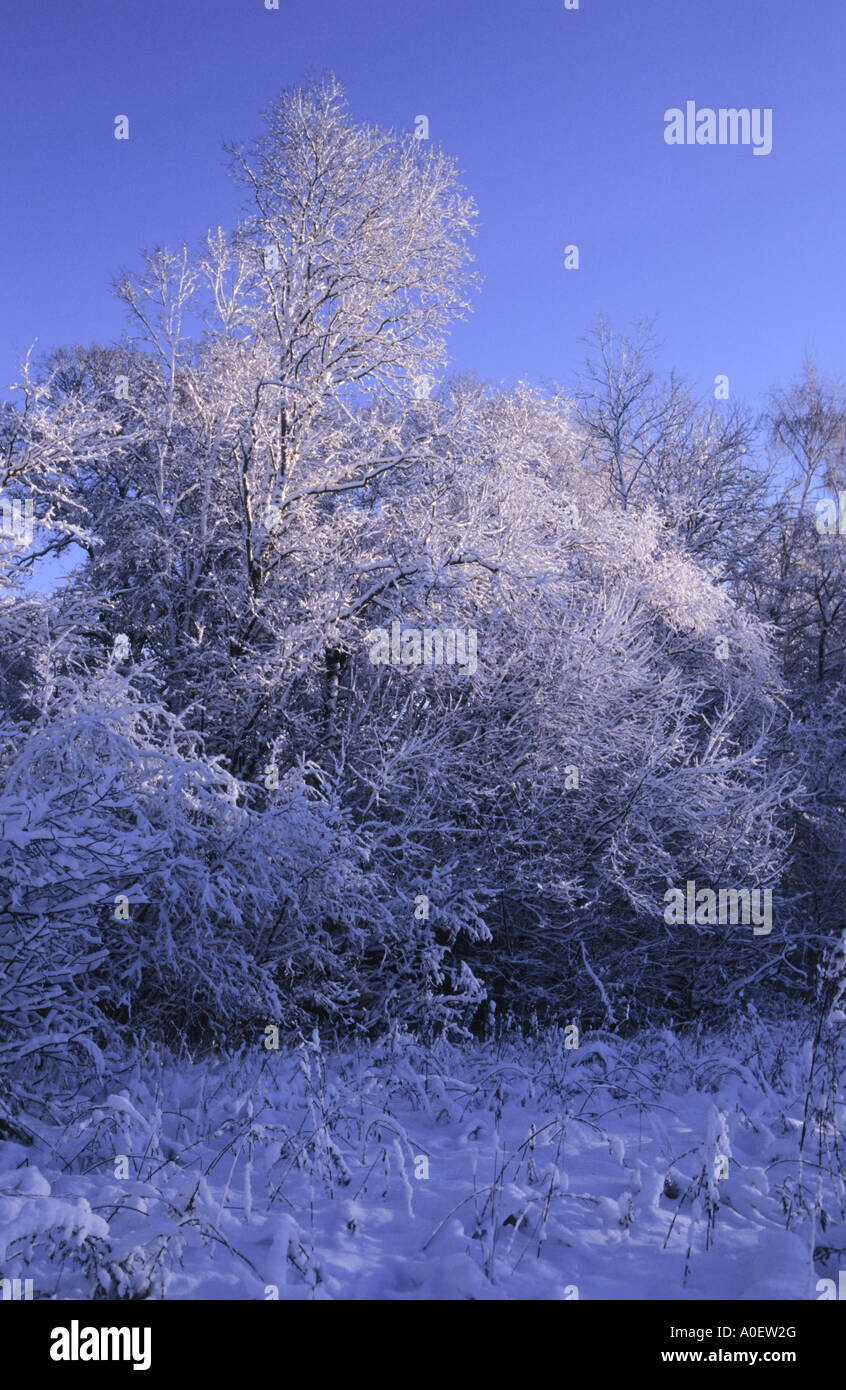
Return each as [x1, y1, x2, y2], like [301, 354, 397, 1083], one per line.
[2, 79, 845, 1133]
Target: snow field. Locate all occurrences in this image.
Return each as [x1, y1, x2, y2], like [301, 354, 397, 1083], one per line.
[0, 1022, 842, 1301]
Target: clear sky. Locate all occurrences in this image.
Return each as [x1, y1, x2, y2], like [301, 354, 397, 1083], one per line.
[1, 0, 843, 410]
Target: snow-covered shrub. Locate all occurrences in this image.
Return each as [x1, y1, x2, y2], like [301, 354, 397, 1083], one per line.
[1, 668, 489, 1073]
[0, 774, 109, 1138]
[0, 1159, 110, 1296]
[0, 674, 278, 1050]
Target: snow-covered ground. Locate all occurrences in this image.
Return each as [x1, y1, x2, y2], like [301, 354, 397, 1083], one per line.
[1, 1021, 842, 1300]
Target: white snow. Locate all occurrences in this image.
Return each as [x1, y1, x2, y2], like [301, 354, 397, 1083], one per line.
[0, 1022, 839, 1301]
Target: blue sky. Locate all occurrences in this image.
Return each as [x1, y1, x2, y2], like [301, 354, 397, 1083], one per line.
[1, 0, 843, 411]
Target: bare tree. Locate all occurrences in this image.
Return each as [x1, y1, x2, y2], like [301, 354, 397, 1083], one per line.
[573, 318, 770, 580]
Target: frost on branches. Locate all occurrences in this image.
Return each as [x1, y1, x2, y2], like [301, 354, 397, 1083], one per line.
[0, 77, 842, 1184]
